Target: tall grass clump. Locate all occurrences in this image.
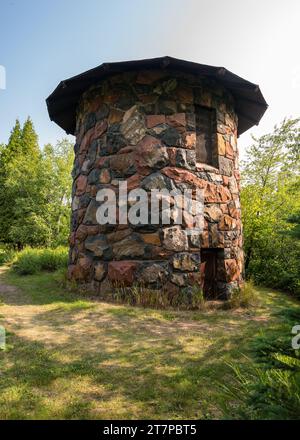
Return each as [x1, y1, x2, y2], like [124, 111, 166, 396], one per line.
[12, 247, 68, 275]
[106, 282, 207, 310]
[225, 281, 259, 309]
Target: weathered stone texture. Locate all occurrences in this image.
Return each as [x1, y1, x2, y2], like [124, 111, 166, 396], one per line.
[68, 68, 244, 301]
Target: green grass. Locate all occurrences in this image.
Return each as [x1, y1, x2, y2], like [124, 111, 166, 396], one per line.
[11, 247, 68, 275]
[0, 246, 16, 266]
[0, 267, 299, 419]
[219, 305, 300, 420]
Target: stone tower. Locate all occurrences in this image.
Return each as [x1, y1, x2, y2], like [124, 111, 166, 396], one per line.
[47, 56, 267, 302]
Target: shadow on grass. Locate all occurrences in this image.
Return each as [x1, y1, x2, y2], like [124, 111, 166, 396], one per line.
[0, 304, 267, 420]
[0, 268, 297, 419]
[0, 270, 88, 306]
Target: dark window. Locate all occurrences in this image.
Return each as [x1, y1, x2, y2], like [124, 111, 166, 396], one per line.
[195, 105, 217, 167]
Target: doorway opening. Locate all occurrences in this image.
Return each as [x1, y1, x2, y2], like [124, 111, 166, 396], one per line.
[200, 248, 224, 298]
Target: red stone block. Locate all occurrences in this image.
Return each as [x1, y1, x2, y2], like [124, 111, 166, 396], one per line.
[228, 206, 240, 219]
[79, 128, 94, 154]
[224, 259, 240, 282]
[146, 114, 166, 128]
[126, 173, 143, 190]
[184, 132, 196, 149]
[108, 261, 138, 285]
[234, 170, 241, 181]
[93, 120, 108, 139]
[217, 185, 232, 202]
[135, 135, 168, 170]
[223, 176, 229, 186]
[75, 175, 87, 195]
[69, 255, 92, 281]
[166, 113, 186, 128]
[162, 167, 206, 189]
[225, 141, 234, 159]
[219, 215, 237, 231]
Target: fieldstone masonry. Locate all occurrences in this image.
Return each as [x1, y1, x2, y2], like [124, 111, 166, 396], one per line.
[68, 69, 243, 299]
[47, 57, 267, 304]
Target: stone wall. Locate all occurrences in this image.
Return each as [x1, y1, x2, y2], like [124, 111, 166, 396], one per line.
[68, 68, 244, 301]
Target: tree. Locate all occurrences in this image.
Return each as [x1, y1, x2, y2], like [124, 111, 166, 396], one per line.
[0, 118, 46, 248]
[20, 117, 40, 159]
[41, 139, 73, 245]
[286, 212, 300, 240]
[0, 119, 24, 244]
[0, 118, 74, 249]
[2, 119, 22, 162]
[241, 118, 300, 295]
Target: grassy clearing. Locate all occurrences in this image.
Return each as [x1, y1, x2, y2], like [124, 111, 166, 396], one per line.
[0, 266, 298, 419]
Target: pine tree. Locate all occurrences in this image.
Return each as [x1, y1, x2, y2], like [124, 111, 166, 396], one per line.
[0, 120, 24, 243]
[0, 118, 73, 248]
[0, 118, 48, 248]
[21, 117, 40, 159]
[1, 119, 22, 165]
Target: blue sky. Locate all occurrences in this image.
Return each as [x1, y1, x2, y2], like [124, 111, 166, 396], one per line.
[0, 0, 299, 157]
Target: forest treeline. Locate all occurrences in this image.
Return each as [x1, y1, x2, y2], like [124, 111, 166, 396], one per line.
[0, 117, 299, 294]
[0, 118, 73, 248]
[241, 118, 300, 295]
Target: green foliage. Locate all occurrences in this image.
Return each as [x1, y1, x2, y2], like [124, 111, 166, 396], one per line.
[21, 117, 40, 159]
[0, 246, 16, 266]
[12, 247, 68, 275]
[224, 358, 300, 419]
[221, 307, 300, 419]
[286, 211, 300, 240]
[0, 118, 73, 249]
[52, 267, 69, 288]
[9, 213, 53, 248]
[1, 119, 22, 160]
[41, 140, 73, 246]
[241, 118, 300, 296]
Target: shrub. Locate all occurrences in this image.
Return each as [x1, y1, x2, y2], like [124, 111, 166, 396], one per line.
[246, 239, 300, 299]
[12, 247, 68, 275]
[0, 246, 16, 266]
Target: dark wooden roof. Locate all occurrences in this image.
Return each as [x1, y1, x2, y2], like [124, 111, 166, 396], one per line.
[46, 56, 268, 136]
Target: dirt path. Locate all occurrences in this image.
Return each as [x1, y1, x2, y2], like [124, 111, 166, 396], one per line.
[0, 266, 259, 355]
[0, 266, 275, 419]
[0, 267, 22, 300]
